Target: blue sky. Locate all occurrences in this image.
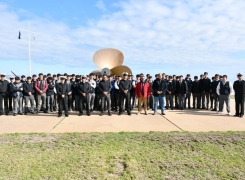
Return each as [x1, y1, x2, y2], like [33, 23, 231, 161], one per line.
[0, 0, 245, 82]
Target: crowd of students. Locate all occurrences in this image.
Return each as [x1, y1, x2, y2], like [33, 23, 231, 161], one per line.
[0, 72, 244, 118]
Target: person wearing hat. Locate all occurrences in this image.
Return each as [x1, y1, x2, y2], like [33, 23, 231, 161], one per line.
[8, 76, 15, 112]
[23, 76, 35, 114]
[200, 72, 211, 110]
[10, 76, 23, 116]
[21, 75, 26, 84]
[210, 74, 221, 111]
[118, 72, 132, 115]
[98, 74, 112, 116]
[0, 73, 10, 115]
[78, 75, 91, 116]
[216, 75, 233, 115]
[176, 75, 188, 110]
[56, 76, 69, 117]
[184, 74, 192, 109]
[34, 73, 48, 114]
[191, 76, 201, 109]
[46, 77, 55, 112]
[233, 73, 245, 118]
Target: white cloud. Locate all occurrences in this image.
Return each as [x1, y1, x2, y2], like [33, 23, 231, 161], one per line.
[0, 0, 245, 77]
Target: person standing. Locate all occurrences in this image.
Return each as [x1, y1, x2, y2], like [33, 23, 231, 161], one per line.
[23, 76, 35, 115]
[78, 75, 91, 116]
[200, 72, 211, 110]
[66, 75, 73, 112]
[129, 74, 137, 110]
[135, 75, 151, 115]
[233, 73, 245, 118]
[211, 74, 220, 111]
[32, 74, 38, 110]
[216, 75, 233, 115]
[34, 73, 48, 114]
[114, 76, 121, 112]
[10, 77, 23, 116]
[99, 74, 112, 116]
[184, 74, 192, 109]
[72, 75, 81, 111]
[147, 76, 154, 110]
[165, 76, 175, 110]
[176, 75, 188, 110]
[191, 76, 201, 109]
[109, 76, 116, 111]
[0, 73, 9, 115]
[152, 73, 167, 115]
[88, 73, 96, 112]
[46, 77, 55, 112]
[8, 76, 15, 112]
[56, 76, 69, 117]
[118, 72, 132, 116]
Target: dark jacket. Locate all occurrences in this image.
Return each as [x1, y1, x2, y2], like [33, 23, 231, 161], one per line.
[23, 82, 35, 96]
[119, 79, 132, 93]
[46, 82, 55, 96]
[191, 81, 201, 93]
[78, 82, 90, 94]
[110, 80, 115, 94]
[211, 80, 220, 94]
[95, 80, 100, 94]
[233, 80, 245, 94]
[200, 78, 211, 92]
[66, 82, 73, 95]
[10, 82, 23, 98]
[56, 83, 69, 97]
[99, 80, 111, 94]
[72, 80, 80, 95]
[152, 78, 167, 97]
[176, 80, 188, 95]
[185, 78, 192, 93]
[166, 81, 176, 95]
[0, 80, 9, 93]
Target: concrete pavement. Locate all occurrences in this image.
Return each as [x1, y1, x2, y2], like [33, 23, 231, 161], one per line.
[0, 100, 244, 134]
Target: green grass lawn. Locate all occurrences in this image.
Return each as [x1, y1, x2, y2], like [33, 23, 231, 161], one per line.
[0, 132, 245, 179]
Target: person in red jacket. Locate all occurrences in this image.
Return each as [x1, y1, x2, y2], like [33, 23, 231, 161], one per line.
[135, 75, 151, 115]
[34, 73, 48, 114]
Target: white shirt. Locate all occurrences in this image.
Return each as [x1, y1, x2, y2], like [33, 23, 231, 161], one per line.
[216, 81, 233, 95]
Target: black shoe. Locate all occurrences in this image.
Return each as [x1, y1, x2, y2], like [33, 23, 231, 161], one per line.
[108, 111, 112, 116]
[57, 114, 61, 117]
[211, 109, 217, 111]
[240, 115, 244, 118]
[0, 113, 2, 116]
[36, 111, 39, 114]
[31, 112, 34, 114]
[13, 113, 16, 116]
[206, 108, 209, 110]
[50, 110, 53, 112]
[127, 111, 131, 116]
[24, 112, 27, 115]
[171, 108, 174, 110]
[87, 113, 91, 116]
[118, 112, 122, 116]
[65, 114, 69, 117]
[79, 113, 83, 116]
[161, 112, 166, 115]
[234, 114, 239, 117]
[192, 107, 195, 109]
[100, 113, 104, 116]
[44, 110, 48, 113]
[19, 113, 23, 115]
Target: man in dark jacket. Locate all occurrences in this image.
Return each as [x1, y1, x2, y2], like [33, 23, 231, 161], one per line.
[200, 72, 211, 110]
[23, 76, 35, 114]
[118, 72, 132, 116]
[56, 76, 69, 117]
[10, 76, 23, 116]
[78, 75, 91, 116]
[72, 75, 81, 111]
[210, 74, 220, 111]
[152, 73, 167, 115]
[233, 73, 245, 118]
[166, 76, 176, 110]
[46, 77, 55, 112]
[0, 73, 9, 115]
[176, 75, 188, 110]
[99, 74, 112, 116]
[191, 76, 201, 109]
[8, 76, 15, 112]
[184, 74, 192, 109]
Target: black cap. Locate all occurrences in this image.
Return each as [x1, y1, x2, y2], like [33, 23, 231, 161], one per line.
[39, 73, 43, 76]
[57, 73, 60, 76]
[21, 75, 25, 78]
[194, 76, 198, 79]
[15, 76, 20, 80]
[204, 72, 208, 75]
[72, 74, 75, 76]
[76, 75, 80, 78]
[187, 74, 190, 77]
[27, 76, 31, 80]
[237, 73, 243, 76]
[32, 74, 37, 77]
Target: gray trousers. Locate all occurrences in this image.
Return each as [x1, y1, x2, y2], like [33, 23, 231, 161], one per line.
[201, 92, 209, 108]
[36, 93, 46, 111]
[13, 96, 23, 113]
[192, 93, 201, 108]
[100, 93, 111, 112]
[46, 95, 54, 111]
[166, 94, 174, 109]
[88, 93, 95, 110]
[219, 95, 230, 113]
[213, 93, 219, 110]
[178, 94, 185, 109]
[24, 96, 34, 113]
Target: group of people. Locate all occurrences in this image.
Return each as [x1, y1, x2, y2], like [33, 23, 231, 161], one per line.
[0, 72, 244, 118]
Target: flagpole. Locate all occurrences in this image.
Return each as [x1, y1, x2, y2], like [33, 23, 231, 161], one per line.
[20, 23, 38, 77]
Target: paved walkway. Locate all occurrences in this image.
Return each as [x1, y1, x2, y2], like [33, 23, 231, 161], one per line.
[0, 100, 244, 134]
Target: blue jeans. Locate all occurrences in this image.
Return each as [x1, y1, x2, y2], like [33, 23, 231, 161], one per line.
[154, 96, 165, 113]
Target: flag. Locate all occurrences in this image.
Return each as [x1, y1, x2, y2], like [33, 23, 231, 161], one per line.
[18, 31, 21, 39]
